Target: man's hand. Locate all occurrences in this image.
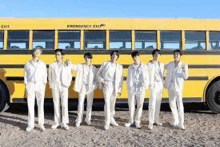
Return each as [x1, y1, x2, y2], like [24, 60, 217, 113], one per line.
[101, 80, 106, 87]
[65, 59, 71, 66]
[182, 63, 185, 72]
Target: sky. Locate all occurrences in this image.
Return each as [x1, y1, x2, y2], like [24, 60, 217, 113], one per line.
[0, 0, 220, 18]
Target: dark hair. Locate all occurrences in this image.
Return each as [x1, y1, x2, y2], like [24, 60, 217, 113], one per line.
[110, 50, 119, 59]
[131, 51, 140, 58]
[152, 49, 161, 55]
[173, 49, 182, 56]
[84, 52, 93, 59]
[55, 49, 65, 55]
[35, 46, 43, 49]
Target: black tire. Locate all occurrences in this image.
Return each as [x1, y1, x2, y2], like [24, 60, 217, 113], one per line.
[0, 81, 9, 112]
[206, 81, 220, 113]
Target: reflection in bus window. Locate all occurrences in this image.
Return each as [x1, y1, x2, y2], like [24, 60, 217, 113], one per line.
[109, 31, 131, 49]
[209, 32, 220, 50]
[7, 31, 29, 49]
[135, 31, 156, 50]
[185, 31, 205, 50]
[33, 31, 54, 49]
[0, 31, 3, 49]
[160, 31, 181, 49]
[58, 31, 80, 50]
[84, 31, 105, 49]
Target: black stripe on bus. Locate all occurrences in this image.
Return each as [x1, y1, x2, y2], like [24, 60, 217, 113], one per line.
[117, 97, 203, 103]
[1, 49, 220, 55]
[6, 76, 208, 81]
[188, 65, 220, 68]
[12, 97, 202, 103]
[1, 64, 220, 69]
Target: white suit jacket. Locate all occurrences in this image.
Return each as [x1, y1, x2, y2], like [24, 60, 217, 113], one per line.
[97, 61, 123, 95]
[126, 62, 149, 92]
[48, 61, 72, 89]
[72, 63, 97, 93]
[24, 59, 47, 85]
[147, 61, 164, 88]
[164, 61, 188, 90]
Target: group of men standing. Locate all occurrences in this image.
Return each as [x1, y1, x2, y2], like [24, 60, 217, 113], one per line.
[24, 47, 188, 132]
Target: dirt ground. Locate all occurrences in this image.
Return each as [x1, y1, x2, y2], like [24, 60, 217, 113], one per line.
[0, 103, 219, 147]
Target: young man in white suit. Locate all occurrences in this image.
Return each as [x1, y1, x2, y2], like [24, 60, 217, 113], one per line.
[97, 50, 123, 130]
[125, 51, 149, 129]
[24, 47, 47, 132]
[66, 53, 97, 127]
[147, 49, 164, 130]
[49, 49, 72, 130]
[164, 49, 188, 130]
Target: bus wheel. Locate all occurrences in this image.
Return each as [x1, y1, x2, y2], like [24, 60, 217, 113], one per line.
[206, 81, 220, 113]
[0, 82, 9, 112]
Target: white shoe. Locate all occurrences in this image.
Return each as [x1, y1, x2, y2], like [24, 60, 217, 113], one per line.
[125, 123, 132, 128]
[155, 122, 163, 126]
[39, 125, 46, 131]
[104, 124, 110, 130]
[179, 124, 185, 130]
[62, 124, 69, 130]
[51, 123, 59, 129]
[85, 120, 91, 126]
[75, 122, 80, 127]
[26, 126, 34, 132]
[110, 119, 119, 126]
[148, 124, 153, 130]
[171, 122, 179, 127]
[135, 123, 141, 129]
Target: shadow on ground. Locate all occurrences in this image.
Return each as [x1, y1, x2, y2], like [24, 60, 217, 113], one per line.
[6, 102, 212, 115]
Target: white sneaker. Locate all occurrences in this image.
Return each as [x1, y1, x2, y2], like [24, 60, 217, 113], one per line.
[75, 122, 80, 127]
[125, 123, 132, 128]
[104, 124, 110, 130]
[110, 119, 119, 126]
[148, 124, 153, 130]
[62, 124, 69, 130]
[51, 123, 59, 129]
[39, 125, 46, 131]
[85, 120, 91, 126]
[179, 124, 185, 130]
[155, 122, 163, 126]
[135, 123, 141, 129]
[26, 126, 34, 132]
[171, 122, 179, 127]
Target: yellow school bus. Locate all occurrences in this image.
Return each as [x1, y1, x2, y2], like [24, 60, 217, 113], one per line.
[0, 18, 220, 113]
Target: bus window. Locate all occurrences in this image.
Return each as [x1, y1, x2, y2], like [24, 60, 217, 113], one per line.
[160, 31, 181, 50]
[135, 31, 156, 50]
[7, 31, 29, 49]
[209, 31, 220, 50]
[0, 31, 3, 49]
[109, 31, 131, 49]
[84, 31, 105, 49]
[33, 31, 54, 49]
[58, 31, 80, 50]
[185, 31, 205, 50]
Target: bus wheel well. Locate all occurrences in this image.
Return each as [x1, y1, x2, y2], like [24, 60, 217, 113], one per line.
[205, 76, 220, 102]
[0, 80, 10, 112]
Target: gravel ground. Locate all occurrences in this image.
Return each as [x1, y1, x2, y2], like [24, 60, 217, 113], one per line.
[0, 103, 219, 147]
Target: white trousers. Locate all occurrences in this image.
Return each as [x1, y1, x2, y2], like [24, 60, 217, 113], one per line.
[103, 81, 117, 126]
[127, 90, 145, 125]
[26, 82, 45, 127]
[52, 86, 69, 125]
[168, 87, 184, 126]
[148, 82, 163, 125]
[76, 84, 94, 123]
